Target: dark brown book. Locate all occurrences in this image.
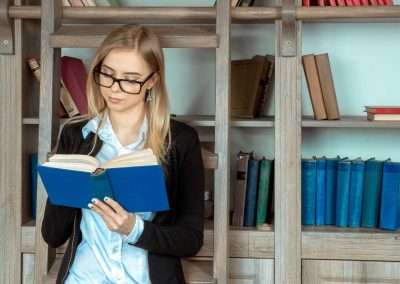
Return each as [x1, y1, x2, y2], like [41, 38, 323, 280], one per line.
[232, 151, 251, 227]
[302, 54, 327, 120]
[315, 53, 340, 120]
[231, 57, 265, 118]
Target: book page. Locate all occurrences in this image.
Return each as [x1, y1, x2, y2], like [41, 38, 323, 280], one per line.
[46, 154, 99, 172]
[102, 148, 158, 169]
[42, 162, 95, 172]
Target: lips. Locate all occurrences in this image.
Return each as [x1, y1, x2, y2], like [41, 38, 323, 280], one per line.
[109, 97, 122, 103]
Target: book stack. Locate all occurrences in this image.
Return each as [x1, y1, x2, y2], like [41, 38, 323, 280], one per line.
[302, 156, 400, 231]
[231, 151, 274, 230]
[231, 55, 275, 118]
[27, 56, 88, 118]
[364, 106, 400, 122]
[302, 53, 340, 121]
[303, 0, 393, 6]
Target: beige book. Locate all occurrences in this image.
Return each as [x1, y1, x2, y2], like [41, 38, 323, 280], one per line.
[302, 54, 328, 120]
[315, 53, 340, 120]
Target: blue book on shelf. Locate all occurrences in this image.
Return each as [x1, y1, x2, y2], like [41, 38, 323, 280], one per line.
[301, 158, 317, 225]
[335, 158, 351, 227]
[348, 157, 365, 228]
[30, 153, 38, 219]
[361, 158, 386, 228]
[379, 161, 400, 231]
[37, 153, 170, 213]
[244, 155, 260, 227]
[325, 156, 346, 225]
[314, 156, 326, 225]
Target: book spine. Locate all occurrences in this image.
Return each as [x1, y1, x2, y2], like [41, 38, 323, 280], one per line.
[379, 162, 400, 230]
[301, 159, 317, 225]
[256, 159, 272, 225]
[315, 158, 327, 225]
[244, 158, 260, 226]
[348, 160, 365, 228]
[325, 159, 338, 225]
[335, 160, 351, 227]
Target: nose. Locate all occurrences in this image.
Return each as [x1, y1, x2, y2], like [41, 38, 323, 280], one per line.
[110, 80, 121, 93]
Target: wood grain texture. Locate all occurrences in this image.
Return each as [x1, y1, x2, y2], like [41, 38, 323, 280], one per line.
[302, 260, 400, 283]
[274, 6, 302, 283]
[0, 5, 23, 283]
[214, 0, 231, 283]
[34, 0, 62, 283]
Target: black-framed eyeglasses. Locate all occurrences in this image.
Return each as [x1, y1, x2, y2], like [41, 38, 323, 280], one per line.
[93, 66, 156, 95]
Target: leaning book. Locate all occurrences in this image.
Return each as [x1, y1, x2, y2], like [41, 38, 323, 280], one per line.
[37, 148, 170, 212]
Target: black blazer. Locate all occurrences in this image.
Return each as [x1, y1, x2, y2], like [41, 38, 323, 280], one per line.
[41, 118, 205, 284]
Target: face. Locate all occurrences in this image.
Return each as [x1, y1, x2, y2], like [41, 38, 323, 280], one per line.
[96, 48, 158, 113]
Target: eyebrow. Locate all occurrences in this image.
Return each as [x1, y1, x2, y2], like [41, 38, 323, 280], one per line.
[101, 64, 142, 76]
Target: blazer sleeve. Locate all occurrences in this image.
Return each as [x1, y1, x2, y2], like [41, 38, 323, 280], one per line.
[41, 125, 79, 248]
[132, 128, 205, 257]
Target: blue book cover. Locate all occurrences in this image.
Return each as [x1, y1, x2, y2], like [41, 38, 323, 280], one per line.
[30, 153, 38, 218]
[244, 155, 260, 227]
[348, 157, 365, 228]
[335, 158, 351, 227]
[325, 156, 345, 225]
[314, 156, 326, 226]
[379, 161, 400, 231]
[37, 163, 170, 213]
[301, 158, 317, 225]
[361, 158, 386, 228]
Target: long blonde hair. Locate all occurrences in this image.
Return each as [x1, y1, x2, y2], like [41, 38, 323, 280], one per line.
[59, 24, 171, 165]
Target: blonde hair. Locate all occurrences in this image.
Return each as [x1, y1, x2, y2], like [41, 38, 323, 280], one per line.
[60, 24, 171, 166]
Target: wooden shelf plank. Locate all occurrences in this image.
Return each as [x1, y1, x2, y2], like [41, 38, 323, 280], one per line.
[23, 115, 275, 128]
[49, 25, 218, 48]
[302, 115, 400, 128]
[302, 225, 400, 261]
[23, 220, 274, 258]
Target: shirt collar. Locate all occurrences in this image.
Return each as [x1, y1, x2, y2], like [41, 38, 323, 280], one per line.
[82, 111, 148, 151]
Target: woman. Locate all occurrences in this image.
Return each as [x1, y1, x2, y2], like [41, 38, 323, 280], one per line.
[41, 24, 205, 284]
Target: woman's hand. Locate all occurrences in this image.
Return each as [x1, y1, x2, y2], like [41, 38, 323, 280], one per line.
[88, 197, 136, 237]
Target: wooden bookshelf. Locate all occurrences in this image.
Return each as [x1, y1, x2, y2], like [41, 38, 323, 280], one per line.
[2, 1, 400, 284]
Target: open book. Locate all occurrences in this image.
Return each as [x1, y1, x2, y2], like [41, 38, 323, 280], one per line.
[38, 148, 169, 212]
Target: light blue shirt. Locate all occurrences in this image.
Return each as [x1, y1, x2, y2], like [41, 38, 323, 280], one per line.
[65, 111, 155, 284]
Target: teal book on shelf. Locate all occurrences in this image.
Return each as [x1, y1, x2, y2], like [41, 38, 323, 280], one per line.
[335, 158, 351, 227]
[348, 157, 365, 228]
[379, 161, 400, 231]
[37, 149, 170, 213]
[361, 158, 386, 228]
[301, 158, 317, 225]
[314, 156, 327, 226]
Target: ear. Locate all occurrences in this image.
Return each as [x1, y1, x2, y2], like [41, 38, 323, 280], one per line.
[149, 72, 160, 89]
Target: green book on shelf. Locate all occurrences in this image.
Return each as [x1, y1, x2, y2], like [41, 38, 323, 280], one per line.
[256, 157, 273, 225]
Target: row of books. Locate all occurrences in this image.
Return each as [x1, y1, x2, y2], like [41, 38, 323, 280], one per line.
[27, 56, 88, 118]
[302, 53, 341, 121]
[231, 55, 275, 118]
[303, 0, 394, 5]
[302, 156, 400, 231]
[213, 0, 256, 7]
[364, 105, 400, 122]
[231, 151, 274, 228]
[63, 0, 119, 6]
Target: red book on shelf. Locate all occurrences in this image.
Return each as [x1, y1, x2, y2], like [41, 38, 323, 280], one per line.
[329, 0, 337, 6]
[383, 0, 393, 4]
[317, 0, 325, 6]
[369, 0, 378, 4]
[336, 0, 346, 5]
[345, 0, 354, 5]
[365, 106, 400, 114]
[377, 0, 385, 4]
[61, 56, 88, 115]
[303, 0, 311, 6]
[360, 0, 369, 5]
[352, 0, 361, 5]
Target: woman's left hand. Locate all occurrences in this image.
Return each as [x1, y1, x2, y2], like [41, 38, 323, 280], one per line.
[89, 197, 136, 237]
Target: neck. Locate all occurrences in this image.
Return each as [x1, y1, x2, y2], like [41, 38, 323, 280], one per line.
[107, 104, 146, 135]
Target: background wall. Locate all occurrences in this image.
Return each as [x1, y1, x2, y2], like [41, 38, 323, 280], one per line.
[62, 1, 400, 194]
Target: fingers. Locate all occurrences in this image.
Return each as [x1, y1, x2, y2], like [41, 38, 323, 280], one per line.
[104, 197, 126, 215]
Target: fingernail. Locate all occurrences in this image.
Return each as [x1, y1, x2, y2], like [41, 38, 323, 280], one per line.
[91, 198, 97, 204]
[104, 196, 109, 202]
[88, 203, 93, 209]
